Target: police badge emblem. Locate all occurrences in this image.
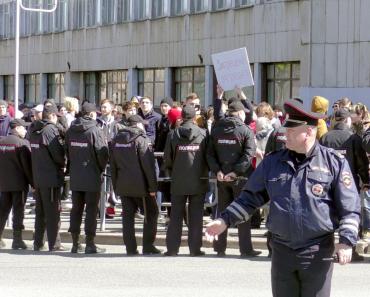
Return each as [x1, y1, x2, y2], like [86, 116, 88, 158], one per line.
[312, 184, 324, 196]
[341, 171, 352, 188]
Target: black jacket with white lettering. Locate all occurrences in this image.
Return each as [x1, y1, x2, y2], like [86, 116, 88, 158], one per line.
[65, 116, 109, 192]
[110, 126, 157, 197]
[0, 133, 33, 191]
[207, 116, 256, 177]
[164, 121, 208, 195]
[29, 120, 65, 188]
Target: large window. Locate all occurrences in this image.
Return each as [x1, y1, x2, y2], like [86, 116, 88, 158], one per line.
[0, 1, 15, 39]
[47, 73, 65, 104]
[152, 0, 164, 18]
[4, 76, 14, 101]
[175, 67, 205, 106]
[171, 0, 185, 16]
[234, 0, 254, 8]
[84, 72, 99, 104]
[138, 69, 165, 107]
[25, 74, 41, 104]
[101, 0, 115, 25]
[133, 0, 147, 20]
[116, 0, 130, 23]
[190, 0, 207, 13]
[99, 70, 128, 105]
[266, 62, 300, 107]
[212, 0, 227, 11]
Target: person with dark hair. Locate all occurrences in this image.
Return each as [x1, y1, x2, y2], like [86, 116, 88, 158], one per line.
[206, 99, 360, 297]
[138, 97, 161, 145]
[0, 99, 12, 137]
[207, 101, 259, 257]
[110, 114, 160, 255]
[163, 105, 208, 256]
[29, 105, 65, 251]
[0, 119, 33, 249]
[65, 103, 109, 254]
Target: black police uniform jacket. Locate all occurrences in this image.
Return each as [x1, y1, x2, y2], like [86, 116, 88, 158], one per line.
[320, 122, 369, 190]
[220, 143, 361, 249]
[65, 116, 109, 192]
[0, 133, 33, 192]
[109, 126, 157, 197]
[29, 120, 65, 188]
[207, 116, 256, 177]
[164, 121, 208, 196]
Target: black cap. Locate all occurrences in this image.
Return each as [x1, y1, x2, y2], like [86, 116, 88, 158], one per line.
[160, 97, 174, 107]
[9, 118, 30, 129]
[81, 103, 97, 115]
[283, 99, 326, 128]
[181, 104, 196, 120]
[334, 108, 351, 121]
[127, 115, 144, 126]
[228, 101, 247, 113]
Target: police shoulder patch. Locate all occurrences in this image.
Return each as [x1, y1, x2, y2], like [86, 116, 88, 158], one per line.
[341, 171, 352, 188]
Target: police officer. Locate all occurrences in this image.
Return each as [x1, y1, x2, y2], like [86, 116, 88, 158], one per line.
[65, 103, 109, 254]
[207, 100, 259, 257]
[29, 105, 66, 251]
[163, 105, 208, 256]
[109, 114, 160, 255]
[0, 119, 33, 249]
[206, 99, 360, 297]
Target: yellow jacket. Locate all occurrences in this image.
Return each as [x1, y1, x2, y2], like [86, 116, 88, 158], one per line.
[311, 96, 329, 139]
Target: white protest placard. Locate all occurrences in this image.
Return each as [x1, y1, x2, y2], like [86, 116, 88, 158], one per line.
[212, 47, 254, 91]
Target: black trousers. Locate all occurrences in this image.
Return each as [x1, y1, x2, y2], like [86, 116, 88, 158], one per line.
[214, 180, 252, 254]
[166, 194, 205, 254]
[0, 191, 27, 233]
[121, 196, 158, 253]
[69, 191, 100, 236]
[271, 236, 334, 297]
[34, 188, 61, 250]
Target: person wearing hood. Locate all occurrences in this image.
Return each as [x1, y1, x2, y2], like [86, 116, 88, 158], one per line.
[65, 103, 109, 254]
[29, 105, 66, 251]
[311, 96, 329, 139]
[163, 105, 208, 256]
[207, 101, 259, 258]
[109, 114, 160, 255]
[0, 99, 12, 137]
[0, 119, 33, 250]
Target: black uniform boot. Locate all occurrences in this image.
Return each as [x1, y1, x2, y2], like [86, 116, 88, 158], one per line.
[85, 235, 106, 254]
[12, 230, 27, 250]
[71, 233, 83, 253]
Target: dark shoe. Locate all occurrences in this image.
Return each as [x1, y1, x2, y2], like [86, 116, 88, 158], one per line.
[240, 250, 262, 258]
[216, 251, 226, 257]
[12, 231, 27, 250]
[127, 250, 139, 256]
[50, 245, 67, 252]
[352, 251, 364, 262]
[143, 246, 162, 255]
[71, 244, 84, 253]
[85, 235, 106, 254]
[190, 250, 205, 257]
[34, 244, 47, 251]
[164, 251, 178, 256]
[267, 252, 272, 258]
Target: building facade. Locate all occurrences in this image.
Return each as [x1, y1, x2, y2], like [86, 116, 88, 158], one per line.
[0, 0, 369, 109]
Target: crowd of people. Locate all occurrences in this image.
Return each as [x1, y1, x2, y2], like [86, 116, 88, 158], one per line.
[0, 88, 369, 262]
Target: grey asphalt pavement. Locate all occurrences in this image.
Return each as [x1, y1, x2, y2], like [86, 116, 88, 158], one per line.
[0, 239, 369, 297]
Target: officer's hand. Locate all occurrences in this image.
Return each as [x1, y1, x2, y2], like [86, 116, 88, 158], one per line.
[216, 84, 224, 99]
[335, 243, 352, 265]
[205, 219, 227, 242]
[224, 172, 237, 182]
[217, 171, 224, 182]
[149, 192, 156, 198]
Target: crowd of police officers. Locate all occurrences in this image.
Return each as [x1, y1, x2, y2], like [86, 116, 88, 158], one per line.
[0, 89, 369, 268]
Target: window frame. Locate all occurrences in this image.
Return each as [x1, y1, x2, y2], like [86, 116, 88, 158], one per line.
[47, 73, 65, 104]
[24, 74, 41, 105]
[138, 68, 165, 107]
[99, 70, 129, 105]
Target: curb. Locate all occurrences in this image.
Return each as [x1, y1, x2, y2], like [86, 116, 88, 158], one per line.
[3, 228, 268, 250]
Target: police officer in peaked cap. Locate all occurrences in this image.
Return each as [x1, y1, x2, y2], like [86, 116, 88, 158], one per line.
[206, 99, 361, 297]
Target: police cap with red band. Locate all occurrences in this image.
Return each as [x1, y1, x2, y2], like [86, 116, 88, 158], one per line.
[283, 99, 326, 128]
